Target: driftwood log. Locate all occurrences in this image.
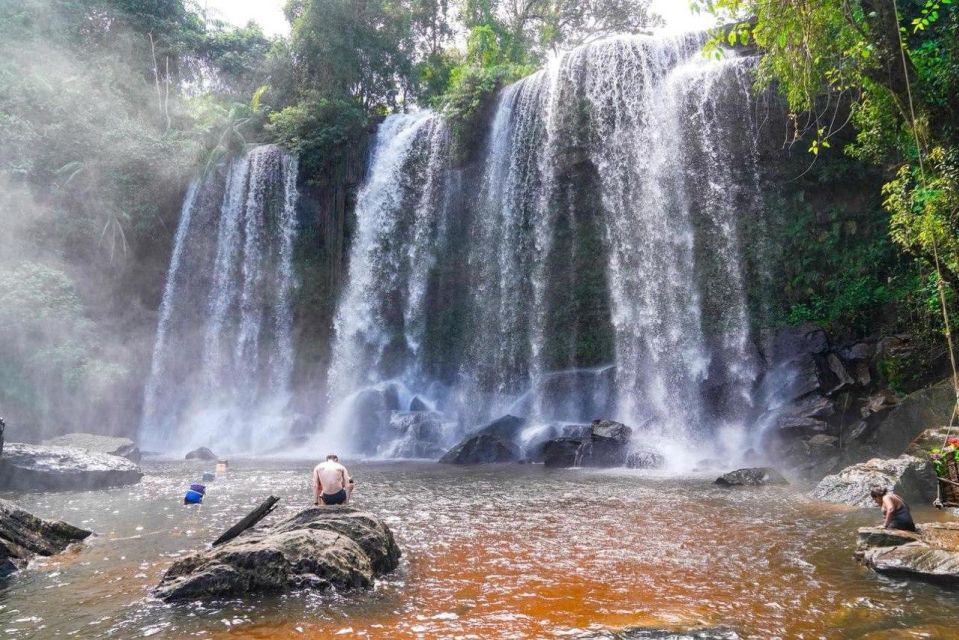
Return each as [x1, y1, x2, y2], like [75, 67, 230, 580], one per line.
[212, 495, 280, 546]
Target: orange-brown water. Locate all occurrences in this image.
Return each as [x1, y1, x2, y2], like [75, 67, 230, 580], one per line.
[3, 460, 958, 639]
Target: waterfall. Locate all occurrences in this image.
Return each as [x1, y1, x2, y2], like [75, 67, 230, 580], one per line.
[140, 145, 300, 454]
[323, 34, 766, 459]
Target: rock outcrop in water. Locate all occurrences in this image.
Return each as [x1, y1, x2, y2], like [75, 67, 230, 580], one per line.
[185, 447, 218, 461]
[715, 467, 788, 487]
[541, 419, 659, 469]
[857, 523, 959, 585]
[0, 443, 142, 491]
[0, 499, 91, 577]
[42, 433, 141, 463]
[811, 455, 936, 507]
[439, 415, 526, 464]
[154, 506, 400, 601]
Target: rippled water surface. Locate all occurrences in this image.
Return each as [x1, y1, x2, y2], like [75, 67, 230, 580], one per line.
[2, 460, 958, 639]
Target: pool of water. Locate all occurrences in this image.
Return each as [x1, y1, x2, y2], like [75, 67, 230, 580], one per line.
[1, 460, 957, 639]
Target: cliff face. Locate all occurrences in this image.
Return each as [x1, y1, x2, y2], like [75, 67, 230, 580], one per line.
[289, 125, 374, 416]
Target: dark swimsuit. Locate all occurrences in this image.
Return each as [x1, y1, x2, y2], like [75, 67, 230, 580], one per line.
[320, 488, 347, 505]
[883, 495, 916, 531]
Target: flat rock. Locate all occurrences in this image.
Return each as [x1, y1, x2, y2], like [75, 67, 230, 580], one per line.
[155, 506, 400, 601]
[811, 455, 936, 507]
[42, 433, 141, 463]
[856, 526, 921, 551]
[862, 542, 959, 584]
[185, 447, 218, 461]
[715, 467, 788, 487]
[859, 522, 959, 585]
[0, 498, 91, 577]
[0, 443, 142, 492]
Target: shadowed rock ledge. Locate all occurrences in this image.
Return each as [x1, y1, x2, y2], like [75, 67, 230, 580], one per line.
[154, 506, 400, 601]
[0, 499, 91, 577]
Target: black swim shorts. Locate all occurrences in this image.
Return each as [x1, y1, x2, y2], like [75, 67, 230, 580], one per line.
[321, 488, 347, 505]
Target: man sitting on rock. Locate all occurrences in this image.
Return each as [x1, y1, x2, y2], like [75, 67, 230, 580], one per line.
[313, 454, 354, 506]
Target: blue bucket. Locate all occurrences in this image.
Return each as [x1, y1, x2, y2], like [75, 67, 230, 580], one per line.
[183, 489, 204, 504]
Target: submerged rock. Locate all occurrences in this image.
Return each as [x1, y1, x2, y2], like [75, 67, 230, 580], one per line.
[0, 443, 142, 492]
[0, 498, 91, 577]
[409, 396, 429, 412]
[811, 455, 936, 507]
[715, 467, 788, 487]
[155, 506, 400, 601]
[859, 523, 959, 585]
[185, 447, 218, 461]
[42, 433, 142, 463]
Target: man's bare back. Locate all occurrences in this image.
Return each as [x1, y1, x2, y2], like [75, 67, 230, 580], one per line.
[312, 456, 352, 505]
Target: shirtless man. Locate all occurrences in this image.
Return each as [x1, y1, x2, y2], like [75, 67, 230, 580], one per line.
[313, 454, 353, 506]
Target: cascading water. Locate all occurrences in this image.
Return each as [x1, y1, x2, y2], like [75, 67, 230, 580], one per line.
[140, 144, 300, 454]
[322, 34, 767, 462]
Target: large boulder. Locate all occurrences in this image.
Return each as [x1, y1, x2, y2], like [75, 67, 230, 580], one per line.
[811, 455, 937, 507]
[154, 506, 400, 601]
[0, 498, 91, 577]
[438, 415, 527, 464]
[859, 522, 959, 585]
[858, 382, 956, 458]
[185, 447, 217, 461]
[0, 443, 142, 491]
[42, 433, 142, 463]
[439, 433, 521, 464]
[541, 419, 642, 468]
[715, 467, 788, 487]
[542, 438, 585, 468]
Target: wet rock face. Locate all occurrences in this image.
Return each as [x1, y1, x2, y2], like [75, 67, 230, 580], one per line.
[757, 324, 954, 481]
[0, 498, 91, 577]
[42, 433, 142, 463]
[858, 523, 959, 585]
[0, 443, 143, 492]
[154, 506, 400, 601]
[185, 447, 217, 461]
[715, 467, 788, 487]
[811, 455, 936, 507]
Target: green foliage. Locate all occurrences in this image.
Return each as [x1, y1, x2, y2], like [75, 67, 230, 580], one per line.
[694, 0, 959, 374]
[0, 263, 126, 431]
[268, 93, 367, 182]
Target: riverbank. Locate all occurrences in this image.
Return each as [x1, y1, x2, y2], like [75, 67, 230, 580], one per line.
[3, 459, 958, 638]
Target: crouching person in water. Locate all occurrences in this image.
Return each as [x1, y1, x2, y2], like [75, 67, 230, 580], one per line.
[313, 454, 354, 506]
[871, 486, 916, 531]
